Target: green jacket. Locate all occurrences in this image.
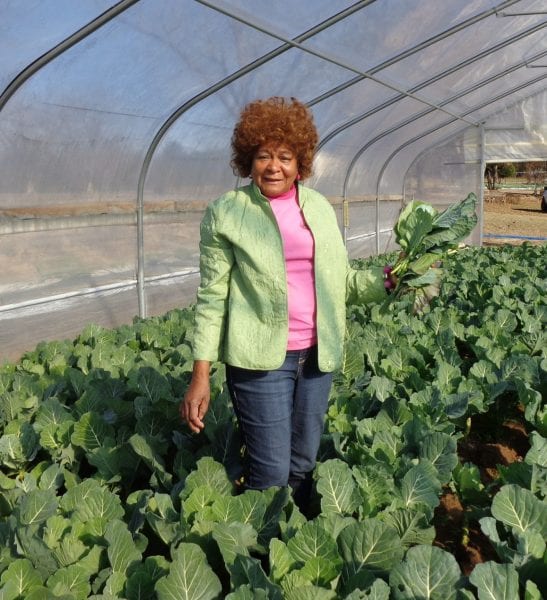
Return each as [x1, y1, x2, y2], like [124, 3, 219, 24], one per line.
[192, 182, 386, 371]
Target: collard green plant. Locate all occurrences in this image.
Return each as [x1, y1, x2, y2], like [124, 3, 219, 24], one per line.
[389, 193, 478, 312]
[0, 245, 545, 598]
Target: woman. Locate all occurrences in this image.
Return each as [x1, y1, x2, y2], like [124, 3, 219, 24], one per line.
[181, 97, 394, 512]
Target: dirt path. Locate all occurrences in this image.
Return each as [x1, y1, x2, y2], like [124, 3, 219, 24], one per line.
[483, 190, 546, 244]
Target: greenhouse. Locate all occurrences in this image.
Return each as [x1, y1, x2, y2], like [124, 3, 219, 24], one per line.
[0, 1, 546, 599]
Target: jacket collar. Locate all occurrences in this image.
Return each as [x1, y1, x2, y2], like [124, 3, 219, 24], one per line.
[249, 181, 305, 207]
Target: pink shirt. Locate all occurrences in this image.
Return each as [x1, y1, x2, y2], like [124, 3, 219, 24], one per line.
[268, 185, 317, 350]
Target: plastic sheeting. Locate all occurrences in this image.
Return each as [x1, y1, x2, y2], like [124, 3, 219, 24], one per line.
[1, 0, 546, 361]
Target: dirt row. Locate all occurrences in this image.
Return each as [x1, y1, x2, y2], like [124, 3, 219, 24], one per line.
[483, 190, 546, 244]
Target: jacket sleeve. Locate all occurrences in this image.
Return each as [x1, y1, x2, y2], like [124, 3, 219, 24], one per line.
[191, 203, 234, 362]
[345, 262, 387, 306]
[315, 191, 387, 308]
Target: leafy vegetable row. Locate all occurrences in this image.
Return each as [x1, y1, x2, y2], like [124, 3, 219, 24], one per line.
[0, 243, 545, 599]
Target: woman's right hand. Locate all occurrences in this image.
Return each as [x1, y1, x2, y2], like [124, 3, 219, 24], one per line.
[180, 360, 211, 433]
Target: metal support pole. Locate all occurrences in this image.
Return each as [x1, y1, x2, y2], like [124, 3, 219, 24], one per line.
[343, 199, 349, 246]
[479, 124, 486, 247]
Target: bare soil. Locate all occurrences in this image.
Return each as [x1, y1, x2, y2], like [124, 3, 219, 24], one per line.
[433, 407, 531, 575]
[483, 190, 546, 244]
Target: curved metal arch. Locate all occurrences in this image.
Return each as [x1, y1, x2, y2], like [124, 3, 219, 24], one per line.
[135, 0, 376, 316]
[406, 83, 547, 194]
[363, 73, 547, 253]
[309, 0, 521, 110]
[316, 19, 547, 151]
[375, 72, 547, 196]
[197, 0, 478, 127]
[0, 0, 140, 113]
[339, 47, 547, 248]
[342, 46, 547, 201]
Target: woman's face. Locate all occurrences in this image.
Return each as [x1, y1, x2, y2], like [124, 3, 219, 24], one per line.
[251, 143, 298, 197]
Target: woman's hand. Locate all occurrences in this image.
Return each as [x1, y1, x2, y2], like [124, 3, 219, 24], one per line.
[180, 360, 211, 433]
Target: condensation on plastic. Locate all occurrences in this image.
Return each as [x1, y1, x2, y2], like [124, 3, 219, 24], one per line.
[1, 0, 546, 361]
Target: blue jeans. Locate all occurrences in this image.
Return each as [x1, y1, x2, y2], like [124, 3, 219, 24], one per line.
[226, 345, 333, 500]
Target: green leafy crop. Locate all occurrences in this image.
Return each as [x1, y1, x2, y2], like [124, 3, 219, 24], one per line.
[389, 193, 478, 312]
[0, 243, 545, 598]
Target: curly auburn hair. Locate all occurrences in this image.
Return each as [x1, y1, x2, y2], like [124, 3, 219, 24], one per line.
[230, 97, 318, 180]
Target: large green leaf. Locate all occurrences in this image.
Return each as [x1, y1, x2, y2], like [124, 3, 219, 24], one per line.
[146, 493, 181, 545]
[155, 543, 222, 600]
[210, 487, 287, 550]
[426, 193, 477, 243]
[212, 521, 257, 566]
[338, 518, 403, 584]
[286, 520, 341, 566]
[0, 387, 39, 427]
[46, 565, 90, 600]
[80, 377, 128, 412]
[419, 432, 458, 484]
[284, 585, 337, 599]
[105, 519, 142, 573]
[366, 376, 395, 404]
[437, 192, 476, 222]
[1, 559, 43, 597]
[434, 361, 461, 393]
[125, 556, 170, 600]
[352, 465, 394, 517]
[389, 545, 462, 599]
[212, 490, 264, 526]
[491, 485, 547, 537]
[71, 411, 115, 452]
[229, 555, 283, 600]
[131, 366, 173, 404]
[17, 489, 58, 526]
[129, 433, 173, 490]
[12, 524, 59, 577]
[469, 562, 519, 600]
[394, 201, 436, 253]
[479, 516, 515, 564]
[380, 509, 435, 547]
[0, 421, 40, 469]
[396, 463, 442, 510]
[182, 484, 221, 524]
[59, 479, 124, 522]
[341, 321, 365, 383]
[52, 532, 88, 568]
[254, 487, 289, 547]
[87, 444, 126, 483]
[34, 398, 74, 431]
[370, 429, 403, 465]
[525, 432, 547, 468]
[316, 459, 360, 515]
[408, 253, 440, 275]
[345, 579, 390, 599]
[424, 215, 477, 249]
[37, 463, 64, 492]
[269, 538, 297, 583]
[181, 456, 234, 499]
[103, 570, 127, 597]
[226, 585, 270, 599]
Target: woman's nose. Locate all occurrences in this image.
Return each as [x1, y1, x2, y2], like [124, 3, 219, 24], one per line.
[265, 158, 280, 171]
